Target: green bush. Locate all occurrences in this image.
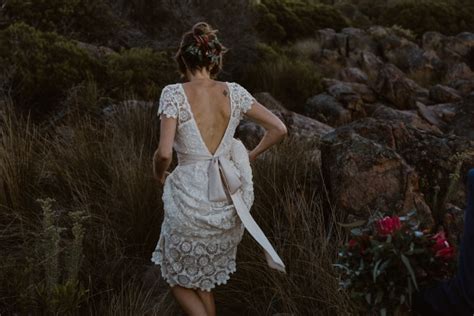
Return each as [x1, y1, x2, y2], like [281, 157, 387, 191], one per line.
[379, 1, 474, 36]
[3, 0, 120, 42]
[241, 42, 322, 112]
[105, 47, 177, 101]
[254, 0, 349, 43]
[0, 22, 102, 114]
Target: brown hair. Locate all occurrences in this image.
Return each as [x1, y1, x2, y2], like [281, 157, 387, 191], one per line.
[175, 22, 228, 80]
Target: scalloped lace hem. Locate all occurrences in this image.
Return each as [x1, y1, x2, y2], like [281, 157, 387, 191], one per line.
[151, 255, 237, 292]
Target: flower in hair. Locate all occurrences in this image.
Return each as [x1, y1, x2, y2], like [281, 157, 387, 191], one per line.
[185, 36, 221, 64]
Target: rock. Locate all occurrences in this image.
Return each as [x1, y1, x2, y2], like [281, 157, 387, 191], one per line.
[445, 63, 474, 83]
[372, 105, 442, 134]
[254, 92, 288, 112]
[324, 117, 474, 222]
[238, 109, 333, 148]
[374, 64, 429, 109]
[321, 129, 433, 223]
[324, 79, 376, 103]
[449, 79, 474, 95]
[416, 101, 445, 129]
[423, 31, 474, 63]
[428, 103, 459, 122]
[351, 51, 384, 80]
[320, 48, 342, 64]
[380, 36, 427, 72]
[338, 67, 369, 84]
[341, 27, 378, 55]
[305, 93, 351, 127]
[429, 84, 462, 103]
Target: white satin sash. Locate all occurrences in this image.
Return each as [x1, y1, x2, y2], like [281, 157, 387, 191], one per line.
[176, 140, 286, 273]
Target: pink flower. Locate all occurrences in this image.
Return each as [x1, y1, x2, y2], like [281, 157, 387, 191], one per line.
[376, 216, 402, 236]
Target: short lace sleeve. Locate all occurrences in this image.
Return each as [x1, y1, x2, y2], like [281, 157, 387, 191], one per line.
[157, 85, 178, 119]
[234, 83, 256, 116]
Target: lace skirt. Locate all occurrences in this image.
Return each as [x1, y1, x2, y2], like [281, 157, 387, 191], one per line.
[151, 160, 252, 291]
[151, 138, 254, 291]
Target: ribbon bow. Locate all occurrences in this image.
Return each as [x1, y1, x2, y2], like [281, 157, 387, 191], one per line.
[177, 149, 286, 273]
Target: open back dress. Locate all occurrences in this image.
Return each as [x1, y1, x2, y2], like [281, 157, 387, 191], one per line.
[151, 82, 286, 292]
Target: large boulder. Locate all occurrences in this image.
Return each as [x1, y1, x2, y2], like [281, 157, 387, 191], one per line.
[374, 64, 429, 109]
[323, 117, 474, 222]
[321, 128, 433, 224]
[422, 31, 474, 64]
[337, 67, 369, 84]
[305, 93, 351, 127]
[429, 84, 462, 103]
[372, 105, 442, 134]
[238, 108, 333, 149]
[341, 27, 378, 56]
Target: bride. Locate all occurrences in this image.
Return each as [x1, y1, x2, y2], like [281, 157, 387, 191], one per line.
[151, 21, 287, 316]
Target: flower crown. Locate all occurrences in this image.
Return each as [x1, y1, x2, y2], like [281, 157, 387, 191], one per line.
[184, 34, 221, 64]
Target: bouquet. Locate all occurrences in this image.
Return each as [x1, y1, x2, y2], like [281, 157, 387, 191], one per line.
[334, 211, 457, 315]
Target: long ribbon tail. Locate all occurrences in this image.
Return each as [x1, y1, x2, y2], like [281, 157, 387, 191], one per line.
[230, 192, 286, 273]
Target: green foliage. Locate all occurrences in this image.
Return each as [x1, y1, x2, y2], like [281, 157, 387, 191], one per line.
[3, 0, 120, 42]
[105, 47, 177, 101]
[254, 0, 349, 43]
[0, 22, 102, 114]
[334, 211, 457, 315]
[379, 1, 474, 36]
[241, 42, 322, 112]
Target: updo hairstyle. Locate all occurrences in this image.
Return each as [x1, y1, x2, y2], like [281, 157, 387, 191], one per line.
[175, 22, 228, 80]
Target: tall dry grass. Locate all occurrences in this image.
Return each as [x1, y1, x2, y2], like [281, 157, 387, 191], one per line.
[0, 87, 353, 315]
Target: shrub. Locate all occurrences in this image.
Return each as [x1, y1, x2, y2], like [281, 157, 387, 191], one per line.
[334, 211, 457, 315]
[3, 0, 120, 42]
[105, 47, 177, 101]
[241, 42, 322, 112]
[0, 22, 102, 115]
[254, 0, 349, 43]
[379, 1, 474, 36]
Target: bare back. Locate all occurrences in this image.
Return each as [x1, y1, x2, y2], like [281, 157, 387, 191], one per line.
[181, 81, 231, 155]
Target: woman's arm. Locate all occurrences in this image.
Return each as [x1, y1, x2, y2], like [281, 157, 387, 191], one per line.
[243, 101, 288, 161]
[153, 116, 177, 184]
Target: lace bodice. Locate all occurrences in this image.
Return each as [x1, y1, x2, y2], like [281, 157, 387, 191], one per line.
[157, 82, 255, 158]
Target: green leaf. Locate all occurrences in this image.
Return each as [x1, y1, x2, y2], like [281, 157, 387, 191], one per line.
[373, 259, 383, 283]
[401, 254, 419, 291]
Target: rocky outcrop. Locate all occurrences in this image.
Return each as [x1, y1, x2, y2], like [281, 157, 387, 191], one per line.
[374, 64, 429, 109]
[321, 128, 433, 225]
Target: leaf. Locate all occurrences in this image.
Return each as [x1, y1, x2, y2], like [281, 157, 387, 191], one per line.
[380, 308, 387, 316]
[350, 228, 363, 236]
[332, 263, 350, 273]
[338, 219, 366, 228]
[365, 292, 371, 304]
[401, 254, 419, 291]
[373, 259, 383, 283]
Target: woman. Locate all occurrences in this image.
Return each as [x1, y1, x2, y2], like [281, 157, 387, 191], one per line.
[151, 22, 288, 316]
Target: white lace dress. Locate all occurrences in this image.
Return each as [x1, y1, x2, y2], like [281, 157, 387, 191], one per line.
[151, 82, 285, 292]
